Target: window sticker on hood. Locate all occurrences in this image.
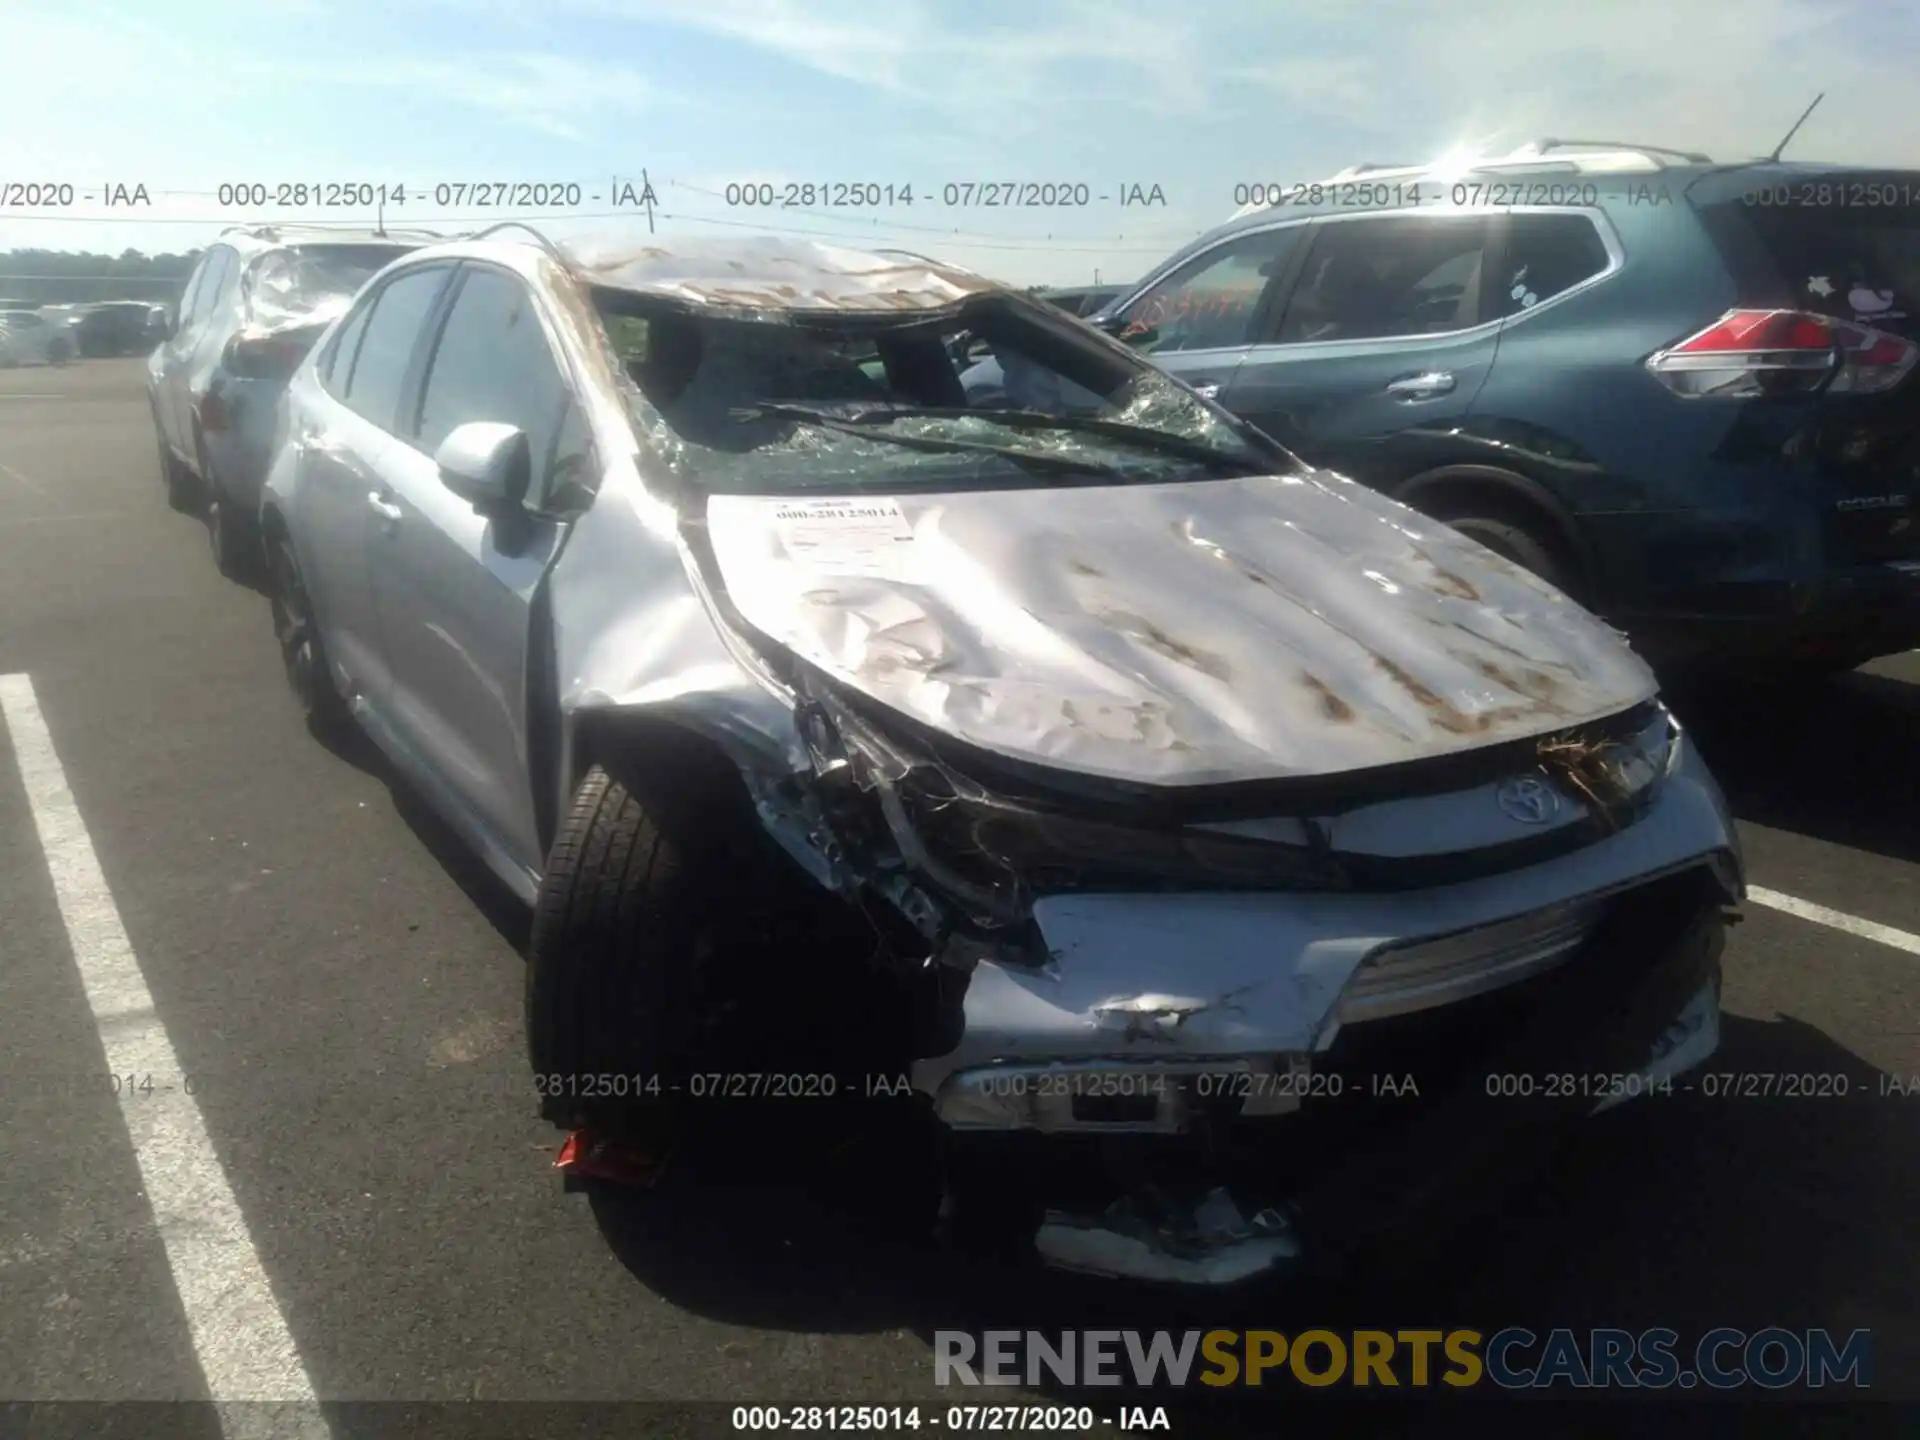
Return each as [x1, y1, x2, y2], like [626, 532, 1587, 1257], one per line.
[768, 497, 918, 578]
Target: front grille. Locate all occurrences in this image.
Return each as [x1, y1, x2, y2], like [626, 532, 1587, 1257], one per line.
[1335, 897, 1607, 1023]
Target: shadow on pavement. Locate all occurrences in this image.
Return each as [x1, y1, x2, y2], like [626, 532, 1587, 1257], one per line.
[582, 1012, 1917, 1421]
[307, 715, 533, 955]
[1673, 665, 1920, 867]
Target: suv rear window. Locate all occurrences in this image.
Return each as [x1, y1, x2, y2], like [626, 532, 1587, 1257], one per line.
[1702, 186, 1920, 336]
[244, 244, 413, 330]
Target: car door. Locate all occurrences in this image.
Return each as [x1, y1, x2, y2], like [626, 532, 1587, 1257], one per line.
[1221, 212, 1508, 482]
[1105, 222, 1310, 401]
[167, 245, 235, 452]
[368, 263, 586, 876]
[152, 254, 213, 453]
[296, 262, 456, 710]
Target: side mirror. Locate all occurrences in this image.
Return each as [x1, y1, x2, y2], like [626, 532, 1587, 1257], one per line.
[435, 421, 530, 517]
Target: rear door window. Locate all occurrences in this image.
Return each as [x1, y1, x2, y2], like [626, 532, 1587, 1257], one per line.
[340, 265, 453, 431]
[174, 255, 214, 332]
[1494, 213, 1612, 318]
[1273, 216, 1496, 343]
[183, 247, 233, 334]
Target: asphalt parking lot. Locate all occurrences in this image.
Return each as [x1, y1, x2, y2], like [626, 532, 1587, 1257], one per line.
[1, 358, 1917, 1434]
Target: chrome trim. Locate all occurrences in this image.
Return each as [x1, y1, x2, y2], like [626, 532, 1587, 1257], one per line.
[1336, 897, 1606, 1023]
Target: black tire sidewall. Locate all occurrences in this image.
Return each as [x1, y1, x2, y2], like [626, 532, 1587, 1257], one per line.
[270, 537, 348, 733]
[527, 761, 786, 1134]
[1433, 513, 1572, 595]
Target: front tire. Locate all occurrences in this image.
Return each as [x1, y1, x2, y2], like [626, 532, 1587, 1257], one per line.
[525, 763, 734, 1136]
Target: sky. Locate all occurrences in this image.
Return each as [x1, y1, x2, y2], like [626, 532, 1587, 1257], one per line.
[4, 0, 1919, 289]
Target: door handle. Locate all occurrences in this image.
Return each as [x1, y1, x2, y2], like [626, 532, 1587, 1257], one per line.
[1385, 371, 1455, 399]
[367, 491, 404, 524]
[1191, 382, 1222, 400]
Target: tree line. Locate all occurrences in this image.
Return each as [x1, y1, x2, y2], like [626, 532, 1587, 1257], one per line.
[0, 248, 201, 305]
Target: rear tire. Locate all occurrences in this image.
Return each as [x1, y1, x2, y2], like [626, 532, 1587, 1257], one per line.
[203, 452, 261, 584]
[207, 493, 255, 581]
[153, 422, 194, 513]
[268, 536, 351, 737]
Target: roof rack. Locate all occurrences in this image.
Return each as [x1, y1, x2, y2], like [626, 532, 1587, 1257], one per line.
[216, 222, 451, 242]
[467, 221, 570, 262]
[1326, 162, 1420, 180]
[872, 246, 984, 280]
[1509, 139, 1713, 165]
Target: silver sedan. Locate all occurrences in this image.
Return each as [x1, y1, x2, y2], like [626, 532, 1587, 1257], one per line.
[260, 232, 1741, 1284]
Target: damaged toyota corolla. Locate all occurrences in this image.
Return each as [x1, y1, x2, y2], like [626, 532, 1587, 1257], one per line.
[261, 230, 1741, 1285]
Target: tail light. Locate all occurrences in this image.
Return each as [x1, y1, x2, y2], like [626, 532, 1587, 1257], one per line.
[198, 390, 231, 432]
[220, 331, 315, 381]
[1647, 308, 1919, 397]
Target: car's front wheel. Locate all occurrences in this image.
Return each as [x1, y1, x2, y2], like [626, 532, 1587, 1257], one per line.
[526, 751, 889, 1141]
[525, 762, 740, 1138]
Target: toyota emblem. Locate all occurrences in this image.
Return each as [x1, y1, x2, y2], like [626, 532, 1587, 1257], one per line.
[1495, 774, 1561, 824]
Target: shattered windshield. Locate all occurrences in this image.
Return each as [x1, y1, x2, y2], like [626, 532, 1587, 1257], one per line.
[242, 243, 414, 331]
[592, 290, 1298, 492]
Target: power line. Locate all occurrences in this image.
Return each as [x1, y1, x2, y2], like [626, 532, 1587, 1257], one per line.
[36, 176, 1198, 245]
[0, 208, 1180, 254]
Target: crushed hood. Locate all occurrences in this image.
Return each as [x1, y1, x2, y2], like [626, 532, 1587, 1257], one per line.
[704, 472, 1657, 786]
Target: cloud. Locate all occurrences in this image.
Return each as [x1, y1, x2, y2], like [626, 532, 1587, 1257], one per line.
[534, 0, 1920, 162]
[1214, 0, 1920, 165]
[225, 51, 669, 143]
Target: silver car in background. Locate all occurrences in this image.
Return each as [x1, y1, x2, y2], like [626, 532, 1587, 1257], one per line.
[261, 231, 1740, 1285]
[0, 309, 71, 367]
[146, 225, 431, 576]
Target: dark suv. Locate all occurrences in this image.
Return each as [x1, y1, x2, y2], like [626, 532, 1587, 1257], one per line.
[1080, 144, 1920, 675]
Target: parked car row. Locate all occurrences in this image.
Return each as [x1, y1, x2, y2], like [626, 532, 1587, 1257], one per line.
[0, 308, 73, 366]
[147, 205, 1741, 1284]
[0, 298, 168, 362]
[986, 142, 1920, 677]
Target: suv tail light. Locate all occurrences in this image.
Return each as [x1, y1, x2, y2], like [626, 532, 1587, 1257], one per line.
[220, 331, 314, 381]
[1647, 308, 1919, 397]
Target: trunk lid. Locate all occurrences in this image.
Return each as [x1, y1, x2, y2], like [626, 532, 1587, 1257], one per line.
[704, 473, 1656, 787]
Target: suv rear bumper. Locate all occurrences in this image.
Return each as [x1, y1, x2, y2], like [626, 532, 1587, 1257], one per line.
[1621, 562, 1920, 671]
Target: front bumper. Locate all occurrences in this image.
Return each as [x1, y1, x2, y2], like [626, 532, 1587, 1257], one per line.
[913, 735, 1739, 1284]
[992, 885, 1726, 1287]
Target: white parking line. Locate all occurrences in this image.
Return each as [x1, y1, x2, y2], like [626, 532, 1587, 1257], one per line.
[1747, 885, 1920, 957]
[0, 674, 331, 1435]
[0, 456, 48, 497]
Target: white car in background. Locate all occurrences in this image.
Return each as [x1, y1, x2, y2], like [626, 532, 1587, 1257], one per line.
[0, 310, 71, 367]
